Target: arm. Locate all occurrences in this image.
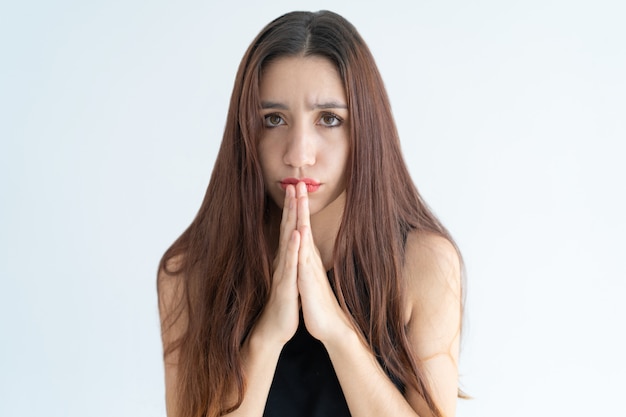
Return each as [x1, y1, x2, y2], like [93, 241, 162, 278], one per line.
[158, 185, 302, 417]
[403, 233, 462, 417]
[224, 183, 301, 416]
[329, 233, 461, 417]
[157, 258, 187, 417]
[296, 179, 461, 417]
[158, 267, 290, 417]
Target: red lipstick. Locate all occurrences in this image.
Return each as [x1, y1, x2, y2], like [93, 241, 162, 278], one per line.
[280, 178, 321, 192]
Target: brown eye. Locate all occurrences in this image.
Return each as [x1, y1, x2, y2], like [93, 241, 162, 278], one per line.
[264, 114, 285, 127]
[320, 113, 342, 127]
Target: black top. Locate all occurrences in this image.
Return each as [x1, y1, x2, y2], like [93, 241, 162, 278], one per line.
[262, 268, 406, 416]
[263, 313, 352, 417]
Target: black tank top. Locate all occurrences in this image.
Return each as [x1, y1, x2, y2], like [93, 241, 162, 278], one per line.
[263, 267, 406, 416]
[263, 313, 351, 417]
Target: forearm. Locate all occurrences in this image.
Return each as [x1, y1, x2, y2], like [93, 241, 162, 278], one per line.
[223, 330, 283, 417]
[323, 328, 420, 417]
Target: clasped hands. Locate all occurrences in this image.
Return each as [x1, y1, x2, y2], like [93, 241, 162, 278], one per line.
[255, 182, 352, 348]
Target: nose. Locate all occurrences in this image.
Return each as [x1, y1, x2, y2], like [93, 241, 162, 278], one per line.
[283, 123, 315, 168]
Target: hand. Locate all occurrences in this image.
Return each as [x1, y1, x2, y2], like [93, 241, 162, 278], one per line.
[295, 182, 352, 343]
[252, 185, 300, 347]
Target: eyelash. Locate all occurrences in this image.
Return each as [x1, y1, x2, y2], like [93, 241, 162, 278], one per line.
[263, 114, 285, 127]
[319, 113, 343, 127]
[262, 113, 344, 128]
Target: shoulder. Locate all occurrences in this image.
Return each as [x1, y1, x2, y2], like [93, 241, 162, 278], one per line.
[157, 254, 186, 309]
[402, 231, 462, 325]
[403, 231, 461, 288]
[157, 254, 188, 348]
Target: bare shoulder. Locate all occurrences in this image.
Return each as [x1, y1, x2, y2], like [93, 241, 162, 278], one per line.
[157, 254, 188, 357]
[157, 254, 186, 314]
[403, 231, 461, 287]
[402, 231, 462, 324]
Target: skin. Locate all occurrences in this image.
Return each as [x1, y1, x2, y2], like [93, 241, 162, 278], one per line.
[258, 55, 350, 269]
[159, 56, 462, 417]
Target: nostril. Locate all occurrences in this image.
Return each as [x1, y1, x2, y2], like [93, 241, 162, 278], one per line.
[283, 139, 315, 167]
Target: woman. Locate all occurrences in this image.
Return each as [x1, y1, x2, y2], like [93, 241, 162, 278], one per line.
[158, 10, 463, 417]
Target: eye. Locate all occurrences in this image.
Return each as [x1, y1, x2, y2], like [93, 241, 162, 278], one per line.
[263, 113, 285, 127]
[319, 113, 343, 127]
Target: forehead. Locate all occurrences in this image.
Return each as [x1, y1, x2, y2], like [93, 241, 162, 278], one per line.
[259, 55, 346, 103]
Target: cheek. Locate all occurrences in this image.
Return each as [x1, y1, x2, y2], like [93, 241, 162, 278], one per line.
[258, 137, 282, 167]
[334, 143, 350, 176]
[257, 144, 273, 175]
[257, 147, 281, 199]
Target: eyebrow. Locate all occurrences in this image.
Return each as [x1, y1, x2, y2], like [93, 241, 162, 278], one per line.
[260, 100, 348, 110]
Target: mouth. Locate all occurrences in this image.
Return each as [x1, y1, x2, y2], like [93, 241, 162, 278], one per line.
[280, 177, 321, 192]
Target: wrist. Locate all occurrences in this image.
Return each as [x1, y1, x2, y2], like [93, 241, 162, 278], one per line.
[246, 323, 288, 357]
[320, 317, 362, 353]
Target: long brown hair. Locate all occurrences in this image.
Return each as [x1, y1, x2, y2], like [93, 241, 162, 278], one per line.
[159, 10, 460, 417]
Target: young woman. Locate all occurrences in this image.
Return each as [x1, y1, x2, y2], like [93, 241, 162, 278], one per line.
[158, 10, 463, 417]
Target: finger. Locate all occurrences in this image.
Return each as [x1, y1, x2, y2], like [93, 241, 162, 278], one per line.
[281, 183, 295, 225]
[298, 222, 323, 265]
[283, 230, 300, 277]
[278, 184, 297, 252]
[296, 182, 310, 231]
[259, 228, 301, 345]
[276, 229, 300, 298]
[297, 223, 312, 265]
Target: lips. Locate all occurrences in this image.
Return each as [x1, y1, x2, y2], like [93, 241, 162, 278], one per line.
[280, 177, 321, 193]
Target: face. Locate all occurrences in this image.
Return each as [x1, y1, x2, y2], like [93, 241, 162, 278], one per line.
[258, 55, 350, 217]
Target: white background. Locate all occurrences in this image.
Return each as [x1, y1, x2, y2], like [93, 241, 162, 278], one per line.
[1, 0, 625, 416]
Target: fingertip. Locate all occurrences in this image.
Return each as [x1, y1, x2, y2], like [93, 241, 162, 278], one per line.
[282, 184, 296, 211]
[297, 181, 308, 197]
[283, 184, 292, 200]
